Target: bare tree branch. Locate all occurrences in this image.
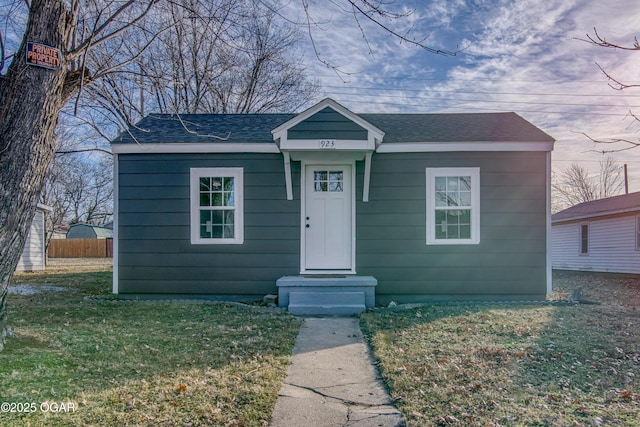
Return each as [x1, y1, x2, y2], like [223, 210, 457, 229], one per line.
[552, 157, 625, 212]
[66, 0, 158, 60]
[56, 147, 113, 156]
[578, 27, 640, 51]
[579, 129, 640, 154]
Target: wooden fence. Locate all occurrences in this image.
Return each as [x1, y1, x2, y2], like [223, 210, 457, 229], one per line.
[48, 238, 113, 258]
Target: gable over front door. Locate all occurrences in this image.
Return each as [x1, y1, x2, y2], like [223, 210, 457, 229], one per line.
[302, 164, 354, 273]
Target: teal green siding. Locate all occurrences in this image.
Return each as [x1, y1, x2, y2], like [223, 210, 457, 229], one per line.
[117, 153, 300, 295]
[287, 107, 368, 140]
[117, 150, 548, 301]
[355, 151, 548, 302]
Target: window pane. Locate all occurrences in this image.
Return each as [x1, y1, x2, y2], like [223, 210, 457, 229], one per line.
[211, 177, 223, 190]
[447, 176, 459, 191]
[434, 209, 472, 240]
[329, 171, 343, 192]
[200, 210, 212, 238]
[211, 192, 222, 206]
[200, 177, 210, 191]
[223, 210, 234, 238]
[435, 176, 446, 192]
[315, 171, 327, 181]
[199, 193, 210, 207]
[314, 171, 328, 192]
[211, 225, 223, 238]
[459, 191, 471, 206]
[459, 176, 471, 191]
[459, 209, 471, 224]
[224, 177, 234, 192]
[224, 191, 234, 206]
[435, 191, 447, 207]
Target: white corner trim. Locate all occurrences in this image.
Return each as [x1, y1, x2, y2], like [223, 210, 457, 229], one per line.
[283, 152, 293, 201]
[112, 142, 280, 154]
[112, 154, 119, 295]
[546, 151, 552, 296]
[363, 151, 372, 202]
[377, 141, 554, 153]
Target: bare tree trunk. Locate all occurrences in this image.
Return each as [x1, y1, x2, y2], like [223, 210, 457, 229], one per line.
[0, 0, 72, 351]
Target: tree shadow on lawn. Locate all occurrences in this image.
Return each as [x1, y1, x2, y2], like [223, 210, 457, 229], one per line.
[3, 270, 301, 426]
[360, 272, 640, 426]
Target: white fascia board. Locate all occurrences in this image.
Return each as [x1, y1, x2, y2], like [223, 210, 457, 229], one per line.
[376, 141, 554, 153]
[279, 138, 375, 151]
[552, 208, 640, 224]
[111, 142, 280, 154]
[271, 98, 385, 143]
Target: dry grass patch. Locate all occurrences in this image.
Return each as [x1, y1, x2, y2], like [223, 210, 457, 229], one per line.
[361, 272, 640, 426]
[4, 263, 300, 426]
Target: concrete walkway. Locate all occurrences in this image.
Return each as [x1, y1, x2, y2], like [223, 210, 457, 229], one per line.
[270, 317, 405, 427]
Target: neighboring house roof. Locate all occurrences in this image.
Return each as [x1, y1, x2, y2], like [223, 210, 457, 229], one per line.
[552, 191, 640, 223]
[112, 107, 554, 145]
[67, 223, 114, 239]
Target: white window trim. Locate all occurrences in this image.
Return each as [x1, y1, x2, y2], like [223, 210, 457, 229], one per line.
[426, 167, 480, 245]
[190, 167, 244, 245]
[579, 222, 589, 255]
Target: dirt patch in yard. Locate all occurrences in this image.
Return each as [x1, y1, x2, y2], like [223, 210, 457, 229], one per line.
[553, 270, 640, 309]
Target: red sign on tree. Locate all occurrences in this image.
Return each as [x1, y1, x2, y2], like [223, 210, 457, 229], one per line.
[25, 42, 62, 69]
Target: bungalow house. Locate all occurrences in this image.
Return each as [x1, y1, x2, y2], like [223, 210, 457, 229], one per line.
[16, 203, 52, 272]
[552, 191, 640, 274]
[111, 98, 554, 314]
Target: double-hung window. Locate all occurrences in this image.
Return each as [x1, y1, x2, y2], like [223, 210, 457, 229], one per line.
[426, 167, 480, 245]
[190, 168, 243, 244]
[580, 223, 589, 255]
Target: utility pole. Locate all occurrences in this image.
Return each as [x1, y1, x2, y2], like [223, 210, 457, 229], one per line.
[624, 164, 629, 194]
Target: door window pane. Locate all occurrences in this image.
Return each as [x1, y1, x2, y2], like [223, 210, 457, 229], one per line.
[314, 170, 344, 192]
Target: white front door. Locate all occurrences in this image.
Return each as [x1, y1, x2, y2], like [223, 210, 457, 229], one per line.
[304, 165, 353, 271]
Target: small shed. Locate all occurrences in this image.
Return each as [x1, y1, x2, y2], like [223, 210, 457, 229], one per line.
[552, 192, 640, 274]
[66, 223, 113, 239]
[16, 204, 52, 272]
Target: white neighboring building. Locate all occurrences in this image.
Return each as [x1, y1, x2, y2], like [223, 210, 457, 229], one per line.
[16, 204, 52, 272]
[552, 192, 640, 274]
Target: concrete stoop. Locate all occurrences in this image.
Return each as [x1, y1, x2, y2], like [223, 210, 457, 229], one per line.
[276, 276, 377, 316]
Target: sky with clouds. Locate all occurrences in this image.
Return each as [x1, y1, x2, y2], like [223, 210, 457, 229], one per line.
[286, 0, 640, 192]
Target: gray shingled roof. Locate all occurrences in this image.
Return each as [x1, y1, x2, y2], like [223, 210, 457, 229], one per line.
[552, 191, 640, 223]
[112, 111, 554, 145]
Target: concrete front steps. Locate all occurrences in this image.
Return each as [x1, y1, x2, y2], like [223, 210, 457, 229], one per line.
[276, 276, 377, 316]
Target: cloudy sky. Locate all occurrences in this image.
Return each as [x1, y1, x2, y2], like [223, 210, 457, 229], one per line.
[286, 0, 640, 191]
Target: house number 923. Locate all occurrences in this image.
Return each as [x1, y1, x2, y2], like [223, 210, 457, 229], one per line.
[320, 139, 336, 148]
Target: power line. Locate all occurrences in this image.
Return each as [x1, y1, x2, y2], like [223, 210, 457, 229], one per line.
[322, 90, 640, 109]
[322, 84, 640, 98]
[335, 99, 638, 117]
[310, 75, 640, 85]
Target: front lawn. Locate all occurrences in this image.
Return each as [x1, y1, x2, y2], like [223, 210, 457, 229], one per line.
[3, 261, 300, 426]
[361, 271, 640, 426]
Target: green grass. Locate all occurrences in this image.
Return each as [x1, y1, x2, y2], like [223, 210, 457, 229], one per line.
[3, 267, 300, 426]
[361, 299, 640, 426]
